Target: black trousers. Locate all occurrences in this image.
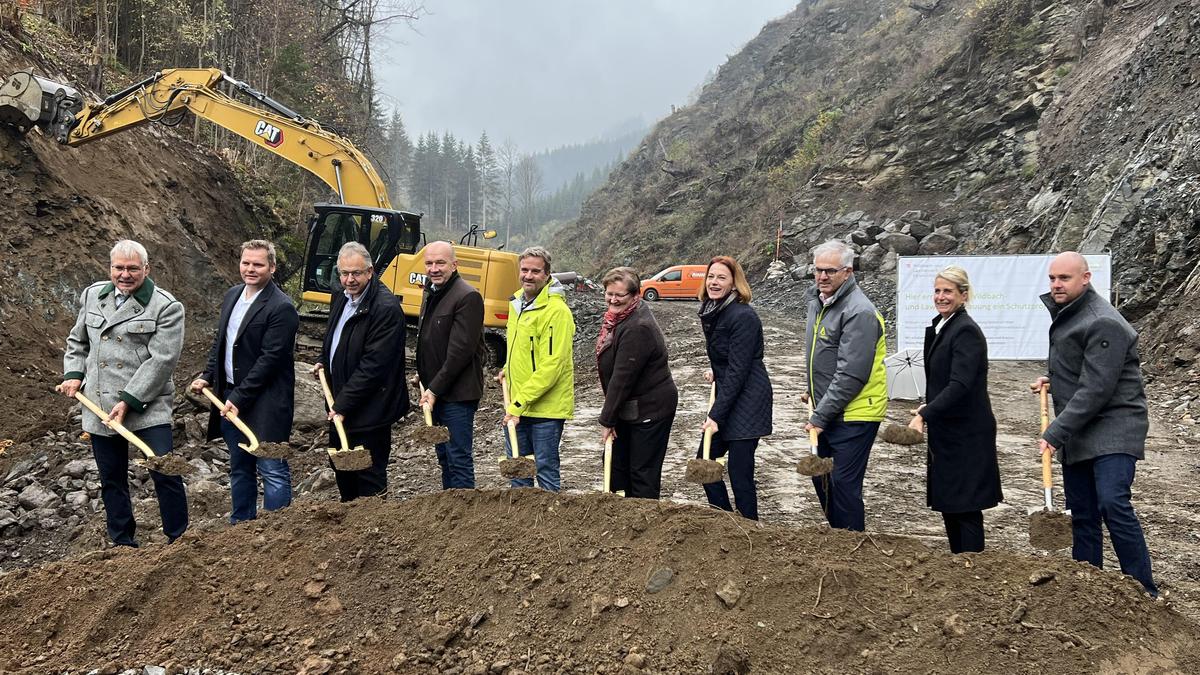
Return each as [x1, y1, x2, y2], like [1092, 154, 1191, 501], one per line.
[330, 425, 391, 502]
[91, 424, 188, 546]
[941, 510, 984, 553]
[610, 415, 674, 499]
[697, 434, 759, 520]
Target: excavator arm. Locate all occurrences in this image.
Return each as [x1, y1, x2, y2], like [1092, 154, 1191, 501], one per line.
[0, 67, 390, 209]
[0, 67, 519, 341]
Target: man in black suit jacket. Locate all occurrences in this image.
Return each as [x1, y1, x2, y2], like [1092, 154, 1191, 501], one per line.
[317, 242, 408, 501]
[191, 240, 299, 523]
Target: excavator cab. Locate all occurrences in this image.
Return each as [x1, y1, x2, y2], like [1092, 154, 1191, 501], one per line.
[302, 203, 421, 303]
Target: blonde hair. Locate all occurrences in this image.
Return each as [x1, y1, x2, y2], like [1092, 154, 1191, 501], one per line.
[935, 265, 970, 305]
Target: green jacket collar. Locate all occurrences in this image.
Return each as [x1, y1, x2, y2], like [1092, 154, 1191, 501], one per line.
[98, 278, 157, 306]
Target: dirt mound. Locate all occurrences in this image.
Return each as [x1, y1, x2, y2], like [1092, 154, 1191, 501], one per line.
[0, 489, 1196, 674]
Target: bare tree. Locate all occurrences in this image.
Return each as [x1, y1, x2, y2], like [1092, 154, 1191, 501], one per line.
[497, 139, 519, 246]
[515, 155, 543, 237]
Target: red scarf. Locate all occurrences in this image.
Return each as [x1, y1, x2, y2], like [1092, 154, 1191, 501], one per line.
[595, 296, 641, 357]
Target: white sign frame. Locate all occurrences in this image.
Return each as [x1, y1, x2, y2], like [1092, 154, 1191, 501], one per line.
[896, 254, 1112, 360]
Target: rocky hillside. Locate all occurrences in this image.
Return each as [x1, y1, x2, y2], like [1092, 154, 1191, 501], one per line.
[557, 0, 1200, 384]
[0, 28, 282, 443]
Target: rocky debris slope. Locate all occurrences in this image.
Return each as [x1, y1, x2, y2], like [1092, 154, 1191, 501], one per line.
[0, 28, 282, 445]
[0, 489, 1197, 674]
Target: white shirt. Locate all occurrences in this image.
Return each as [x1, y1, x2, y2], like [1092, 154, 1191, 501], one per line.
[224, 287, 262, 384]
[328, 290, 364, 378]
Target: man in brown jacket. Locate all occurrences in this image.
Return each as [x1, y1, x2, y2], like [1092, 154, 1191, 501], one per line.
[416, 241, 487, 489]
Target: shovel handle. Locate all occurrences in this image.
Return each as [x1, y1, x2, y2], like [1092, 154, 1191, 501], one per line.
[1039, 383, 1050, 433]
[1041, 447, 1054, 490]
[603, 437, 614, 493]
[418, 382, 435, 427]
[200, 387, 259, 453]
[316, 370, 350, 451]
[317, 368, 336, 409]
[73, 391, 156, 459]
[805, 396, 821, 455]
[500, 377, 521, 458]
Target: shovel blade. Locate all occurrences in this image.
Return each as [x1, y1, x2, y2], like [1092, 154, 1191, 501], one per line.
[1028, 508, 1073, 550]
[328, 445, 373, 472]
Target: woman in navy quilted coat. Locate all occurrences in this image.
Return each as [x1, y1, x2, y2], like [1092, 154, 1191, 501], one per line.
[696, 256, 773, 519]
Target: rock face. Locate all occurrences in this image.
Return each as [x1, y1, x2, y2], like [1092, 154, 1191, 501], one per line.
[554, 0, 1200, 402]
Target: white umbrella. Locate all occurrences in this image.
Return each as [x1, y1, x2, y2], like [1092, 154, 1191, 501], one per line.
[884, 349, 925, 400]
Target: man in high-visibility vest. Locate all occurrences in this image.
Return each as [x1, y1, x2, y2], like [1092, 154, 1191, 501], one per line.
[803, 239, 888, 531]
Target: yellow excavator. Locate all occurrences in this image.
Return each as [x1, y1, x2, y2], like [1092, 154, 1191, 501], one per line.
[0, 67, 518, 362]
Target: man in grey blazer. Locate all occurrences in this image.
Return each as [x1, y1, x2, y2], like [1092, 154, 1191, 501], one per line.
[1031, 251, 1156, 596]
[57, 240, 188, 547]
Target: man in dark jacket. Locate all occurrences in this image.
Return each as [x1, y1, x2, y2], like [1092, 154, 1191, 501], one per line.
[416, 241, 486, 489]
[191, 240, 299, 523]
[1030, 251, 1156, 596]
[319, 242, 408, 501]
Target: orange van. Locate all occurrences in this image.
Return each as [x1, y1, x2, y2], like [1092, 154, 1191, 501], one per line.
[641, 264, 707, 301]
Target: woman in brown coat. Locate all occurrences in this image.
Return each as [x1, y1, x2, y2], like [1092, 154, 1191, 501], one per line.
[597, 267, 678, 498]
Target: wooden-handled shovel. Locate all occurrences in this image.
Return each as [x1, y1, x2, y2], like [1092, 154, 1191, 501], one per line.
[73, 391, 193, 476]
[199, 387, 259, 454]
[685, 382, 726, 484]
[498, 375, 536, 480]
[316, 369, 373, 472]
[411, 382, 451, 444]
[197, 388, 293, 459]
[1029, 382, 1071, 550]
[796, 397, 834, 477]
[603, 436, 625, 497]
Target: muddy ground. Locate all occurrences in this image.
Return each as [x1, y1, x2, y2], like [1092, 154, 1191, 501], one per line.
[2, 297, 1200, 673]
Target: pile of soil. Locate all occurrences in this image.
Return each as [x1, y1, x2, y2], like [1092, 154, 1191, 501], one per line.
[0, 489, 1196, 674]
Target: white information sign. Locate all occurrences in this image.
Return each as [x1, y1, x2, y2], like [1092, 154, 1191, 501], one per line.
[896, 255, 1112, 360]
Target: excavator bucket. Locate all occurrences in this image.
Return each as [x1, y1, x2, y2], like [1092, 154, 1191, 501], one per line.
[0, 71, 82, 138]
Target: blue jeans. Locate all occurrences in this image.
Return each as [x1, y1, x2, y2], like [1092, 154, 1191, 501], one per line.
[697, 435, 759, 520]
[434, 399, 478, 489]
[1062, 453, 1157, 596]
[91, 424, 188, 546]
[504, 418, 564, 491]
[221, 418, 291, 523]
[812, 420, 878, 531]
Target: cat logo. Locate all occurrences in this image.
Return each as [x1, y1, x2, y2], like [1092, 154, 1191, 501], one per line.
[254, 120, 284, 148]
[408, 272, 428, 287]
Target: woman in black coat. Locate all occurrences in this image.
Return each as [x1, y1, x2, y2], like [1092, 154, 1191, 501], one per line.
[697, 256, 772, 520]
[597, 267, 679, 499]
[908, 265, 1002, 553]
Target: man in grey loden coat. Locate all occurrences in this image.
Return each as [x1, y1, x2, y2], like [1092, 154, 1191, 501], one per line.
[57, 240, 188, 547]
[1030, 251, 1156, 596]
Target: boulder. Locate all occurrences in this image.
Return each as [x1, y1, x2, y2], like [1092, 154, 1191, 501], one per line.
[906, 220, 933, 239]
[294, 363, 328, 432]
[62, 459, 95, 479]
[918, 229, 958, 255]
[857, 244, 887, 271]
[849, 229, 873, 246]
[17, 483, 59, 511]
[876, 232, 920, 255]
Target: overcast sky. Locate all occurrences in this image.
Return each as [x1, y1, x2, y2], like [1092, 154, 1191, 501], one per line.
[375, 1, 798, 152]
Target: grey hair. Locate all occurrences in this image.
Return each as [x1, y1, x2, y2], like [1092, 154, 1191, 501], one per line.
[241, 239, 277, 266]
[110, 240, 149, 267]
[812, 240, 855, 268]
[337, 242, 373, 268]
[519, 246, 552, 274]
[602, 267, 640, 295]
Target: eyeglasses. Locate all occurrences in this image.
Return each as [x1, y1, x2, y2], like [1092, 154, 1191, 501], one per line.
[110, 265, 144, 274]
[814, 266, 847, 277]
[337, 268, 370, 279]
[605, 290, 631, 299]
